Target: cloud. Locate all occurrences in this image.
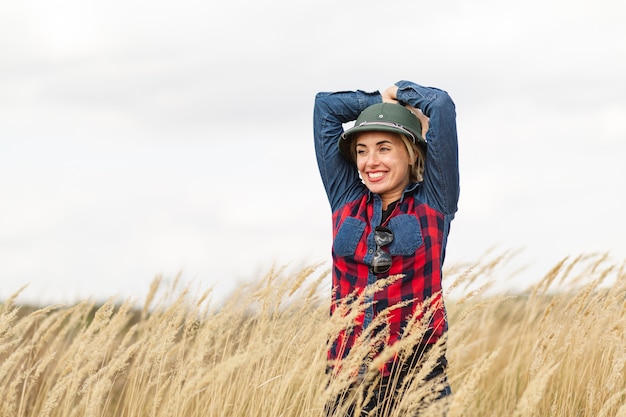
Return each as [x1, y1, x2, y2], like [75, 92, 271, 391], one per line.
[1, 0, 625, 304]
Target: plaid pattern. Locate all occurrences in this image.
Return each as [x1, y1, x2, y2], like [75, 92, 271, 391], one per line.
[329, 192, 446, 376]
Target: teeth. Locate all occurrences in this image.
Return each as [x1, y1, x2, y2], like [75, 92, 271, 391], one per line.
[369, 172, 385, 179]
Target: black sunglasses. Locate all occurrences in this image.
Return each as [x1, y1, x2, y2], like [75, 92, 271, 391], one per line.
[371, 226, 394, 274]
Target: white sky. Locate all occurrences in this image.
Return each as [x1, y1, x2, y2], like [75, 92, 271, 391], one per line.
[1, 0, 625, 305]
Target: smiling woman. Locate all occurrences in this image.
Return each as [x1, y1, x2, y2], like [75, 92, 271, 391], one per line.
[342, 102, 428, 211]
[352, 131, 413, 209]
[314, 81, 460, 416]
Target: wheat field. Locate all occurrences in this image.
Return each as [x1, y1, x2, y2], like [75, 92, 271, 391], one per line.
[1, 253, 625, 417]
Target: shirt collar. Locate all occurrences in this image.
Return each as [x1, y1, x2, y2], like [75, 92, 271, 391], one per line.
[366, 181, 421, 203]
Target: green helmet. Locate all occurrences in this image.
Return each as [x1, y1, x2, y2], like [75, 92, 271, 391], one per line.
[339, 102, 425, 162]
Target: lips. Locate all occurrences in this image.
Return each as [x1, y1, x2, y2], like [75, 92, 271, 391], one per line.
[367, 171, 386, 181]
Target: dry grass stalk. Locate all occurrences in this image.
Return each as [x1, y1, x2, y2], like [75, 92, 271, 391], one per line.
[0, 252, 624, 416]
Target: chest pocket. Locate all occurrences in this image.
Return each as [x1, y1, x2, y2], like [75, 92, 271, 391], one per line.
[387, 214, 423, 256]
[333, 217, 366, 257]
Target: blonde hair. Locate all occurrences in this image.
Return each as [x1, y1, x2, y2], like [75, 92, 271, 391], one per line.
[399, 134, 426, 183]
[349, 133, 425, 183]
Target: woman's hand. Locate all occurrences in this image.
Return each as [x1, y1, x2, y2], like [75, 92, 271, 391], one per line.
[381, 86, 399, 103]
[383, 85, 429, 139]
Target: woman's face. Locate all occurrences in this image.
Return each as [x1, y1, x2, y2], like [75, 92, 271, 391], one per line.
[354, 131, 414, 202]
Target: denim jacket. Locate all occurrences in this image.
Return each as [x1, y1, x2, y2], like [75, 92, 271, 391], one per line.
[313, 81, 460, 375]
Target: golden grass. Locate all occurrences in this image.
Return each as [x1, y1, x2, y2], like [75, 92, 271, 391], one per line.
[1, 253, 625, 417]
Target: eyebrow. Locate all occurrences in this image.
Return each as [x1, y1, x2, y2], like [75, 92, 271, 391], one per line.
[355, 140, 394, 147]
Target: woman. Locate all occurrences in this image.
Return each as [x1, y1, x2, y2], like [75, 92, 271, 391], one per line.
[313, 80, 459, 416]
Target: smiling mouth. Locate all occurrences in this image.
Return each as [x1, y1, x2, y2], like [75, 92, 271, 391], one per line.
[368, 172, 386, 180]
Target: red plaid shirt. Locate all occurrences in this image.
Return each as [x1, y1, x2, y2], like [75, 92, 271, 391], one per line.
[314, 81, 459, 377]
[330, 189, 446, 375]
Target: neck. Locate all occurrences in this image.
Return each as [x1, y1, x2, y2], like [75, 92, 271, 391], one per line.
[381, 193, 401, 210]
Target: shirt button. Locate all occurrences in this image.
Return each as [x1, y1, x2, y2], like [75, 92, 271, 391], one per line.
[368, 249, 373, 254]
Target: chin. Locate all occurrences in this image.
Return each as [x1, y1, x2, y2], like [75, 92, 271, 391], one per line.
[366, 184, 386, 194]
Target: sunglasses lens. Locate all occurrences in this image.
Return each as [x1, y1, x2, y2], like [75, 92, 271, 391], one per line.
[371, 226, 394, 274]
[371, 250, 392, 274]
[374, 227, 394, 246]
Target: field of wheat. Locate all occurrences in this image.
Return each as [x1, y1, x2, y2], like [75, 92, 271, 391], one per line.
[1, 252, 625, 417]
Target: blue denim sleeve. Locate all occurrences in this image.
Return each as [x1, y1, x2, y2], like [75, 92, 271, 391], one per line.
[395, 81, 460, 217]
[313, 90, 382, 212]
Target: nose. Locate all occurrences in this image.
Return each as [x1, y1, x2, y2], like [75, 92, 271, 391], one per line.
[366, 152, 380, 167]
